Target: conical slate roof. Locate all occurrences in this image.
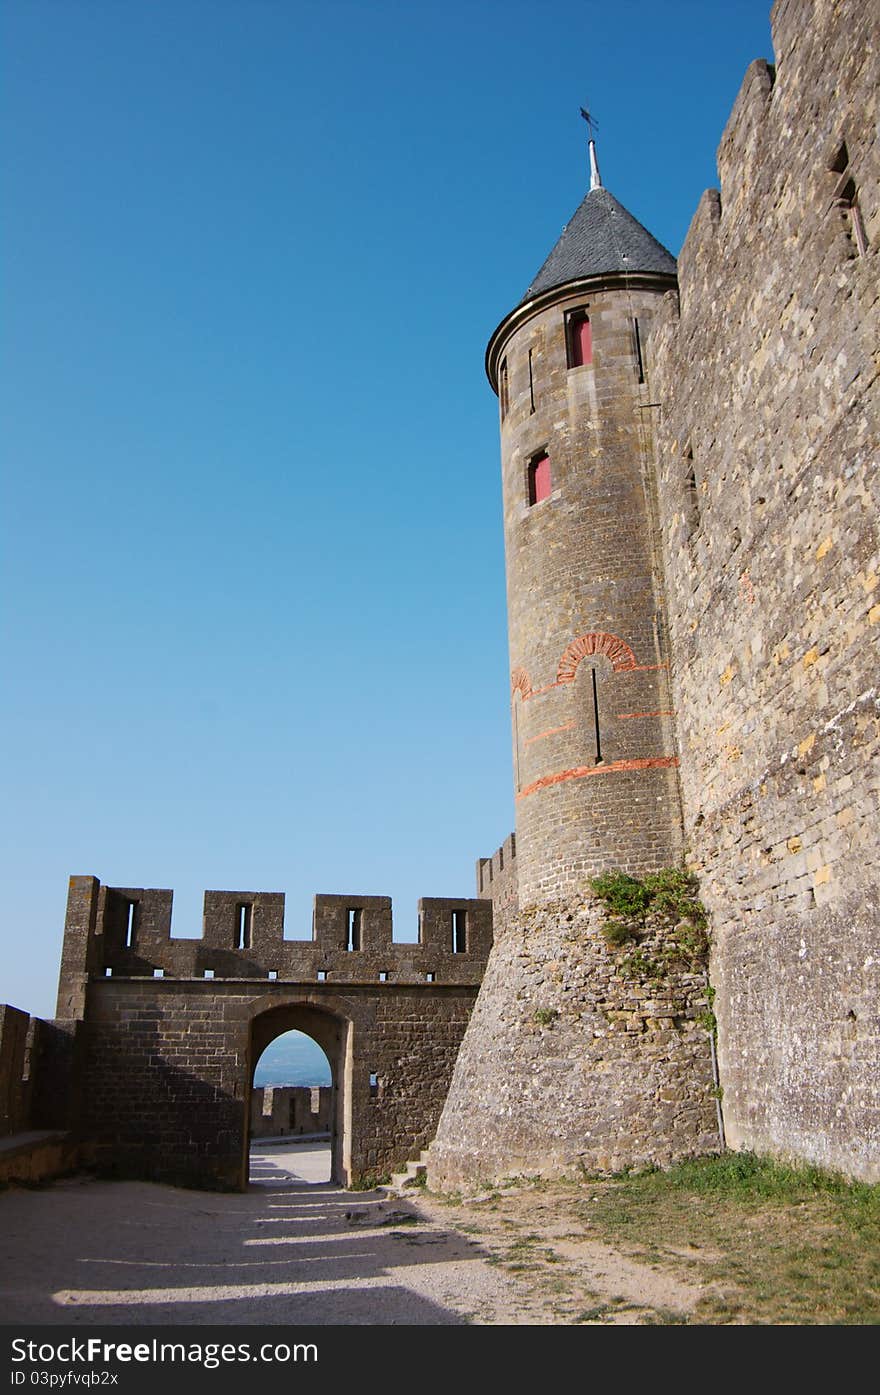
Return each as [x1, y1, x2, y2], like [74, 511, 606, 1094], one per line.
[523, 186, 676, 301]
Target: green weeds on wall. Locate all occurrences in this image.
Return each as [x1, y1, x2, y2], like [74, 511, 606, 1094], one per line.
[588, 868, 710, 982]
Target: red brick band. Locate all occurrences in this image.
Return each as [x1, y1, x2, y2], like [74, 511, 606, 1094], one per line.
[516, 755, 680, 801]
[524, 720, 576, 745]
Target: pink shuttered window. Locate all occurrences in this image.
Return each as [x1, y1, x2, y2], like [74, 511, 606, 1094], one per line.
[528, 453, 551, 505]
[566, 311, 592, 368]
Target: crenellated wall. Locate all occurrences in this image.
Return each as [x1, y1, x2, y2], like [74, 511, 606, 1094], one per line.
[475, 833, 518, 928]
[648, 0, 879, 1180]
[250, 1086, 333, 1138]
[58, 877, 492, 1018]
[54, 876, 492, 1189]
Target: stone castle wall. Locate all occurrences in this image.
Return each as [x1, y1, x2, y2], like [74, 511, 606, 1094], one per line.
[54, 876, 491, 1188]
[0, 1003, 80, 1138]
[250, 1086, 332, 1138]
[648, 0, 879, 1180]
[429, 896, 718, 1188]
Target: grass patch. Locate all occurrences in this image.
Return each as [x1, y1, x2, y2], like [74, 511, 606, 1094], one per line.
[581, 1152, 880, 1324]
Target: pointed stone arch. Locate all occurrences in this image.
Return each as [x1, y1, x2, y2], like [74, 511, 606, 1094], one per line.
[557, 632, 637, 683]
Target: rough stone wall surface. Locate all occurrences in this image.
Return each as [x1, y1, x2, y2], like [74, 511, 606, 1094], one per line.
[496, 281, 684, 904]
[250, 1086, 332, 1138]
[649, 0, 879, 1180]
[429, 897, 718, 1189]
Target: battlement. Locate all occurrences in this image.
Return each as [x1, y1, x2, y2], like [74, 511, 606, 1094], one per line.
[56, 877, 493, 1017]
[475, 834, 519, 932]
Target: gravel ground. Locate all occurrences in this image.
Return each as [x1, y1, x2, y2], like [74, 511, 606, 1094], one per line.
[0, 1145, 529, 1326]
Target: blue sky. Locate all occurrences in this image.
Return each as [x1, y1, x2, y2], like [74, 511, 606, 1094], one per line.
[2, 0, 774, 1019]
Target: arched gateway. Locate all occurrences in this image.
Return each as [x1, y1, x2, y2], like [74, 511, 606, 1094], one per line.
[54, 876, 492, 1189]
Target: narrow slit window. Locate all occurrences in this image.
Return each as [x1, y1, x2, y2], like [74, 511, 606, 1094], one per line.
[125, 901, 136, 950]
[310, 1087, 320, 1113]
[528, 452, 551, 506]
[379, 970, 388, 982]
[105, 967, 113, 977]
[528, 348, 536, 413]
[369, 1072, 379, 1095]
[499, 357, 509, 420]
[425, 971, 435, 982]
[566, 310, 592, 368]
[631, 317, 645, 383]
[591, 669, 603, 765]
[236, 903, 252, 951]
[452, 909, 467, 953]
[683, 446, 700, 534]
[346, 908, 362, 952]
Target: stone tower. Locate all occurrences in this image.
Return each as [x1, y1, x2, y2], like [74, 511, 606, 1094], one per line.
[485, 141, 683, 908]
[428, 145, 718, 1189]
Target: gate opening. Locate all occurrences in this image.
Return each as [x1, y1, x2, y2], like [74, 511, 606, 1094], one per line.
[248, 1005, 350, 1187]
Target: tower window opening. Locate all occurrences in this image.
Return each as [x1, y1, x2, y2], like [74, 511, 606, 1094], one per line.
[425, 971, 436, 982]
[124, 900, 137, 950]
[566, 310, 592, 368]
[236, 903, 252, 951]
[346, 907, 362, 951]
[828, 141, 869, 256]
[528, 347, 536, 413]
[591, 668, 603, 765]
[631, 317, 645, 383]
[452, 909, 467, 953]
[499, 357, 509, 421]
[528, 452, 551, 506]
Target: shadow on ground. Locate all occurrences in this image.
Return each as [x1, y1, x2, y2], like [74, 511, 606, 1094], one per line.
[0, 1144, 512, 1325]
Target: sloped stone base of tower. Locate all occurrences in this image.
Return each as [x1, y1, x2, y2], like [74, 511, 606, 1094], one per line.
[428, 898, 720, 1191]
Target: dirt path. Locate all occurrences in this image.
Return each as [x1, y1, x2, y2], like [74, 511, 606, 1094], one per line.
[0, 1145, 709, 1326]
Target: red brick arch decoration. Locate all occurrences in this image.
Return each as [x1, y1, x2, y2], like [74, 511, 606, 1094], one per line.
[556, 632, 638, 682]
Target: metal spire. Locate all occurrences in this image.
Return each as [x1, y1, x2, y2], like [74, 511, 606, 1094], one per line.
[578, 107, 602, 190]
